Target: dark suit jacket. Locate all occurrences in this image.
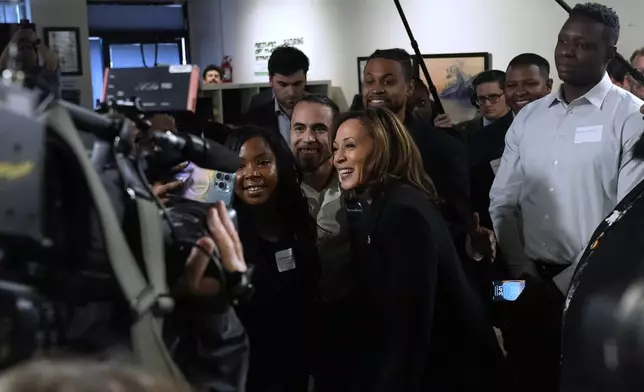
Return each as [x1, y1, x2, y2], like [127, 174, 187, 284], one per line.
[454, 116, 483, 145]
[347, 180, 506, 391]
[405, 116, 471, 233]
[468, 110, 514, 230]
[243, 98, 279, 130]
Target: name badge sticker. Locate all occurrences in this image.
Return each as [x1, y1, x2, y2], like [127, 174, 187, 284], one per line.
[275, 248, 296, 272]
[574, 125, 603, 144]
[490, 158, 502, 175]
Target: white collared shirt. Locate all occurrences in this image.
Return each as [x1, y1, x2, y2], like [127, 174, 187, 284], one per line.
[489, 73, 644, 292]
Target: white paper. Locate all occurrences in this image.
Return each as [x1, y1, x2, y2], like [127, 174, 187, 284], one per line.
[574, 125, 603, 144]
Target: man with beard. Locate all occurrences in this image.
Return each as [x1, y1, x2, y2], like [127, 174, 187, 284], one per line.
[289, 94, 354, 392]
[489, 3, 644, 390]
[560, 104, 644, 392]
[245, 45, 309, 143]
[362, 48, 496, 268]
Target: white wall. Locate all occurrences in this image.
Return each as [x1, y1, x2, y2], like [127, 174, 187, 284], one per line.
[187, 0, 225, 68]
[192, 0, 644, 109]
[30, 0, 92, 107]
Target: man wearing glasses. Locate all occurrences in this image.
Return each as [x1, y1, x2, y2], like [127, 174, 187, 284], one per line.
[435, 70, 510, 145]
[628, 48, 644, 99]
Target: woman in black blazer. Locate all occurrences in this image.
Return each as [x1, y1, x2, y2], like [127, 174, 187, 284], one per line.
[332, 108, 505, 391]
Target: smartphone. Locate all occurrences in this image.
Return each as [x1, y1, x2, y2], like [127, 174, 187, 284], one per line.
[176, 162, 236, 206]
[492, 280, 526, 301]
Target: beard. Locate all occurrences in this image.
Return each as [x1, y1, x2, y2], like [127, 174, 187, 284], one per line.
[296, 154, 322, 173]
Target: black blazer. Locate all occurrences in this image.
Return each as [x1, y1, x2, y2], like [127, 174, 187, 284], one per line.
[454, 116, 484, 145]
[468, 110, 514, 230]
[347, 180, 506, 391]
[405, 116, 472, 233]
[243, 98, 279, 130]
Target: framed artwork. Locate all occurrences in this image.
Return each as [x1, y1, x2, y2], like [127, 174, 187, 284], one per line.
[43, 27, 82, 76]
[357, 52, 491, 123]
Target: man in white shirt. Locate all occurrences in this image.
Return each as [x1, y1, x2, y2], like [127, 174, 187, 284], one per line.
[489, 3, 644, 391]
[290, 94, 353, 392]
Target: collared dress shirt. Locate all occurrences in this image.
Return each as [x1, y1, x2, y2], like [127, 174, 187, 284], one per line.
[489, 73, 644, 292]
[274, 97, 292, 144]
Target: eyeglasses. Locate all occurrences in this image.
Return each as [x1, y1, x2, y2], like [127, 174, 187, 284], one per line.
[476, 94, 503, 105]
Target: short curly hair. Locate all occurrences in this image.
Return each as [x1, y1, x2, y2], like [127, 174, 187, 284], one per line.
[570, 2, 620, 46]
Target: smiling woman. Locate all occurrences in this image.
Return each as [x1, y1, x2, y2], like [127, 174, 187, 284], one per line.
[332, 107, 506, 391]
[223, 125, 319, 392]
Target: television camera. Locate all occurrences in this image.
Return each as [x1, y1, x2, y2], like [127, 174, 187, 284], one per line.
[0, 63, 251, 385]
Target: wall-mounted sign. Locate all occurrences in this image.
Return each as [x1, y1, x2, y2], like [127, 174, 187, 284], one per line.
[253, 37, 304, 77]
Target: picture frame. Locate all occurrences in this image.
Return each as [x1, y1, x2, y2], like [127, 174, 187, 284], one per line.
[357, 52, 492, 123]
[43, 27, 82, 76]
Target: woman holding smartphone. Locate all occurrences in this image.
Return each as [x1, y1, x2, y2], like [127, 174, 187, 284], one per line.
[333, 108, 505, 391]
[224, 126, 319, 392]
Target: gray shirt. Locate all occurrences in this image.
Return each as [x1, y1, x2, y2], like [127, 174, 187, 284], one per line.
[274, 98, 291, 144]
[489, 73, 644, 292]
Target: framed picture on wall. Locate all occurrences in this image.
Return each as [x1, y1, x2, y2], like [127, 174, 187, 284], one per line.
[43, 27, 82, 76]
[357, 52, 491, 123]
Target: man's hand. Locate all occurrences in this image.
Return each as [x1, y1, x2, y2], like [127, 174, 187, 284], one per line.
[152, 162, 189, 203]
[434, 113, 454, 128]
[180, 201, 247, 296]
[469, 212, 497, 262]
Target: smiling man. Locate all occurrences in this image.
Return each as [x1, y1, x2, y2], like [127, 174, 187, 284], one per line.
[489, 3, 644, 390]
[290, 94, 354, 392]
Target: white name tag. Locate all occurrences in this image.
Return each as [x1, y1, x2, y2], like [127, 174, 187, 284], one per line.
[574, 125, 603, 144]
[275, 248, 296, 272]
[490, 158, 502, 175]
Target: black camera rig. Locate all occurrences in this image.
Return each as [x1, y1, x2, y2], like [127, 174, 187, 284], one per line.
[0, 64, 251, 385]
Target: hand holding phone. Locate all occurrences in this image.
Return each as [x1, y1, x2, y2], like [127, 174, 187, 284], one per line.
[492, 280, 526, 301]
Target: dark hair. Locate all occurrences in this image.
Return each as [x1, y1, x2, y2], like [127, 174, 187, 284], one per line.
[413, 77, 429, 94]
[224, 125, 317, 253]
[570, 2, 620, 46]
[268, 45, 310, 77]
[202, 64, 222, 79]
[367, 49, 414, 81]
[630, 47, 644, 65]
[507, 53, 550, 77]
[294, 94, 340, 118]
[472, 70, 506, 89]
[332, 108, 438, 202]
[349, 94, 365, 111]
[607, 57, 630, 83]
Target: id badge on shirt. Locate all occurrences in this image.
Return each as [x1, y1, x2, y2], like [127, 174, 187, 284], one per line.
[275, 248, 296, 272]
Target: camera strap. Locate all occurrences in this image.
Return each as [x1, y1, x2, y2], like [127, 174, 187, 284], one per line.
[43, 104, 190, 388]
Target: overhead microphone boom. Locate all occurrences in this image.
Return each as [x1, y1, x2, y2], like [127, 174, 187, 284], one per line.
[392, 0, 445, 114]
[554, 0, 644, 85]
